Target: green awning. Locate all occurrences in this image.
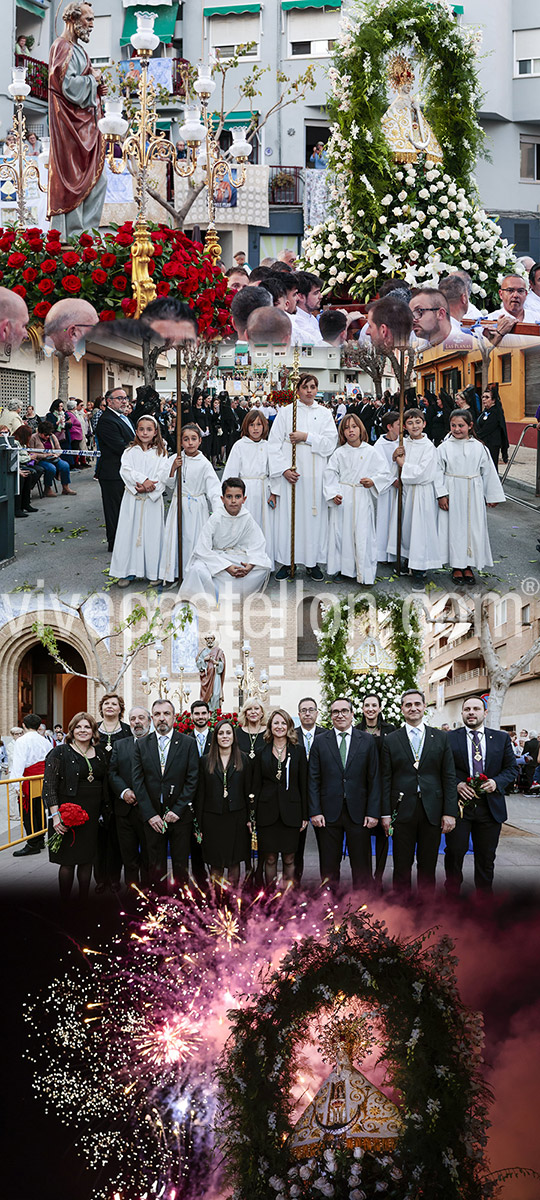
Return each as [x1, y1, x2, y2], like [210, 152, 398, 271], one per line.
[16, 0, 46, 17]
[221, 110, 256, 127]
[203, 4, 261, 14]
[120, 4, 178, 46]
[453, 4, 464, 12]
[282, 0, 341, 9]
[156, 119, 171, 129]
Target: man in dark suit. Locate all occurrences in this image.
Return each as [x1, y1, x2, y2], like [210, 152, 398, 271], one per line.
[520, 729, 539, 793]
[445, 695, 517, 893]
[357, 693, 397, 888]
[187, 699, 212, 888]
[95, 385, 135, 551]
[308, 696, 380, 889]
[109, 705, 152, 889]
[381, 689, 457, 892]
[294, 697, 325, 883]
[132, 698, 199, 888]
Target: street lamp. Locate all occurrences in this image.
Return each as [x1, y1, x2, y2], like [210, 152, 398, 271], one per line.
[140, 641, 193, 710]
[98, 11, 203, 314]
[234, 640, 269, 709]
[0, 66, 46, 227]
[191, 62, 252, 264]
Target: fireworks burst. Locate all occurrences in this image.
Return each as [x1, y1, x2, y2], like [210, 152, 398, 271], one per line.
[134, 1015, 203, 1069]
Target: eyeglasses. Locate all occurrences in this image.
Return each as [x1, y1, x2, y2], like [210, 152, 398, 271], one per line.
[331, 708, 351, 716]
[299, 706, 317, 714]
[500, 288, 526, 295]
[410, 306, 440, 317]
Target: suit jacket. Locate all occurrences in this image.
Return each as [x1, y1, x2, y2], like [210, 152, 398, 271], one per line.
[132, 730, 199, 823]
[189, 727, 212, 757]
[252, 742, 308, 828]
[308, 727, 381, 825]
[448, 726, 517, 823]
[297, 724, 325, 757]
[195, 751, 249, 820]
[109, 736, 144, 816]
[95, 408, 134, 481]
[382, 726, 458, 826]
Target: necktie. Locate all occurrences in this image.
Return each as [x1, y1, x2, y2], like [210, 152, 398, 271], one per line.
[340, 732, 347, 767]
[305, 732, 312, 758]
[410, 727, 421, 762]
[197, 733, 205, 757]
[471, 731, 484, 776]
[158, 735, 168, 771]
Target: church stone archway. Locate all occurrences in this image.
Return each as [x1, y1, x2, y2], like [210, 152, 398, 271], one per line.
[18, 640, 88, 729]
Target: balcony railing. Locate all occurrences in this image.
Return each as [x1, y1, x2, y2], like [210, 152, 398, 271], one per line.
[269, 165, 304, 206]
[15, 54, 48, 102]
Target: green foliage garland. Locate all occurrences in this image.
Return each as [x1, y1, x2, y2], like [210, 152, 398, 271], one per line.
[217, 909, 496, 1200]
[317, 594, 423, 725]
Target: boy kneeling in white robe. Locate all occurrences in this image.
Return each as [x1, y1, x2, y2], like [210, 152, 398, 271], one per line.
[323, 413, 391, 584]
[436, 407, 505, 586]
[180, 476, 272, 603]
[387, 408, 442, 583]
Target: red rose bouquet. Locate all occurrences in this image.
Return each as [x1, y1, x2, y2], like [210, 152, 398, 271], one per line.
[459, 773, 489, 819]
[48, 802, 89, 853]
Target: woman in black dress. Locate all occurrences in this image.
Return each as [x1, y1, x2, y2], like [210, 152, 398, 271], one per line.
[358, 693, 397, 890]
[95, 692, 130, 893]
[251, 708, 308, 889]
[196, 720, 250, 887]
[209, 397, 226, 467]
[43, 712, 109, 902]
[475, 383, 509, 470]
[235, 699, 266, 761]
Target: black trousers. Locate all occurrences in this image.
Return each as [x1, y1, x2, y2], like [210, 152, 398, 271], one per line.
[392, 796, 441, 892]
[294, 825, 308, 883]
[444, 805, 501, 892]
[95, 818, 123, 887]
[21, 791, 45, 845]
[115, 804, 149, 887]
[144, 818, 192, 888]
[98, 477, 125, 552]
[318, 807, 372, 890]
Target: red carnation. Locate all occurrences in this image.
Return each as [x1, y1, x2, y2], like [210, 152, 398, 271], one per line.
[62, 274, 82, 294]
[99, 310, 117, 321]
[62, 251, 80, 266]
[34, 301, 52, 318]
[101, 252, 117, 269]
[40, 259, 58, 274]
[79, 233, 94, 246]
[91, 268, 108, 285]
[111, 274, 128, 292]
[82, 247, 98, 262]
[38, 278, 55, 294]
[156, 281, 170, 297]
[12, 284, 26, 298]
[22, 267, 37, 282]
[7, 252, 26, 268]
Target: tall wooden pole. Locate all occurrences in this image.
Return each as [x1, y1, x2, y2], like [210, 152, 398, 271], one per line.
[396, 348, 405, 576]
[176, 344, 183, 585]
[289, 344, 300, 578]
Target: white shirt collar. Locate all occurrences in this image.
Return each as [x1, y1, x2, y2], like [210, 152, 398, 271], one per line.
[405, 721, 425, 737]
[300, 725, 316, 737]
[335, 725, 353, 740]
[467, 726, 485, 738]
[155, 727, 173, 742]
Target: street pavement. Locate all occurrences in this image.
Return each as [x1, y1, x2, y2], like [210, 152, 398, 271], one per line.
[0, 466, 539, 599]
[1, 792, 538, 896]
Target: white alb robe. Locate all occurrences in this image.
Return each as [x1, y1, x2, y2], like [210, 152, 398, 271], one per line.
[110, 445, 174, 581]
[268, 401, 338, 567]
[387, 435, 441, 570]
[372, 434, 399, 561]
[180, 508, 272, 603]
[435, 436, 505, 568]
[323, 443, 390, 584]
[159, 452, 221, 583]
[222, 436, 277, 565]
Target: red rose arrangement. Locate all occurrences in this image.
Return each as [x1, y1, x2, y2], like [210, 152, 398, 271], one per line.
[174, 708, 238, 734]
[48, 802, 89, 853]
[0, 222, 233, 338]
[459, 773, 489, 818]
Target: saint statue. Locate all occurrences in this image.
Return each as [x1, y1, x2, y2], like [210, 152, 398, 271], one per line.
[381, 54, 443, 165]
[196, 634, 225, 712]
[290, 1014, 402, 1159]
[48, 3, 107, 238]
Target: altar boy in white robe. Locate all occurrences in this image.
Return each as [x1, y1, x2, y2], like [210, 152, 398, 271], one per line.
[387, 408, 442, 584]
[160, 423, 221, 583]
[179, 477, 272, 603]
[436, 408, 505, 585]
[323, 414, 392, 584]
[372, 410, 400, 563]
[268, 372, 338, 581]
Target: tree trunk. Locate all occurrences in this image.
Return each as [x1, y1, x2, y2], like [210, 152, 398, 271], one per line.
[142, 339, 161, 388]
[57, 354, 70, 405]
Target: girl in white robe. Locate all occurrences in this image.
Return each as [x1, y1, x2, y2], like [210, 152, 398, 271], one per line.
[222, 409, 278, 566]
[436, 408, 505, 582]
[323, 415, 391, 584]
[387, 409, 441, 576]
[371, 411, 401, 562]
[160, 423, 221, 583]
[110, 416, 178, 585]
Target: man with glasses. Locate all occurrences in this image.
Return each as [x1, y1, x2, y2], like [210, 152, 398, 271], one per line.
[485, 274, 529, 344]
[95, 385, 135, 551]
[294, 697, 324, 883]
[308, 697, 380, 890]
[43, 298, 99, 356]
[409, 288, 473, 349]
